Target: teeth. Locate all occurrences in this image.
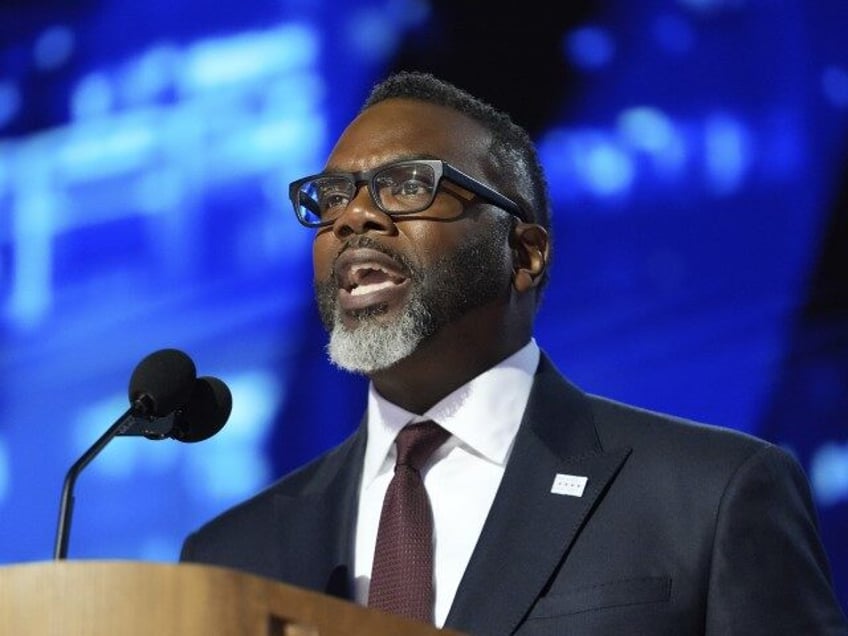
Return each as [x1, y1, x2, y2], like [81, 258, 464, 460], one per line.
[350, 280, 398, 296]
[351, 263, 392, 276]
[346, 261, 404, 293]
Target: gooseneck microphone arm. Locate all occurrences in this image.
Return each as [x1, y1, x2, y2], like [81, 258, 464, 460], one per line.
[52, 348, 198, 560]
[51, 349, 232, 559]
[53, 399, 151, 560]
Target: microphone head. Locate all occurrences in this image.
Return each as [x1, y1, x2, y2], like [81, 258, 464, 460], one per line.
[128, 349, 197, 417]
[170, 376, 233, 443]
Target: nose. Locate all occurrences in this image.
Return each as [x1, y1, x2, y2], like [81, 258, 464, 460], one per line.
[332, 185, 395, 239]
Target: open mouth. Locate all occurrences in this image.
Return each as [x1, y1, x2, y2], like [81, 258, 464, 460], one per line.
[347, 263, 407, 296]
[334, 248, 412, 314]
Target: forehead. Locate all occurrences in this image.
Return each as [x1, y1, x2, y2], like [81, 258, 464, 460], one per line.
[325, 98, 492, 173]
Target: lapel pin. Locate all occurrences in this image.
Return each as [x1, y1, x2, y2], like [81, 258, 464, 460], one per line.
[550, 473, 588, 497]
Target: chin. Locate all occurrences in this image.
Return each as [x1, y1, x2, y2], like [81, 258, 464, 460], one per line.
[327, 299, 433, 374]
[339, 302, 391, 326]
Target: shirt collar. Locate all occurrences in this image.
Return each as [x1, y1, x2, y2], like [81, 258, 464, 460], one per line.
[362, 339, 540, 487]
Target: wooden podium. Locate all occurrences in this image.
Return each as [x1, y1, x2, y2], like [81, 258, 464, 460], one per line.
[0, 561, 464, 635]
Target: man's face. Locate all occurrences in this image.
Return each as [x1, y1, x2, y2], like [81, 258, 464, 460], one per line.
[312, 99, 514, 373]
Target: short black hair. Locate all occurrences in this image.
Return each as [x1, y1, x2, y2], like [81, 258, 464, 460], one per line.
[363, 71, 552, 293]
[363, 72, 551, 231]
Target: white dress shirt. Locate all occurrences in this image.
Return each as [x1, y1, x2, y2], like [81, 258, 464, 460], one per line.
[353, 339, 540, 627]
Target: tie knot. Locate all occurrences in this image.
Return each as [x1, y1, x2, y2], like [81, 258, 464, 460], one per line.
[394, 421, 450, 471]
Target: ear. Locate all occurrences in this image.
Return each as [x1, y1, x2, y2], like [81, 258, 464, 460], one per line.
[510, 222, 550, 294]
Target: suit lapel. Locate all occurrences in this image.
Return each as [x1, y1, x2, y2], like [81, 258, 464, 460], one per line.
[271, 423, 367, 599]
[445, 355, 632, 636]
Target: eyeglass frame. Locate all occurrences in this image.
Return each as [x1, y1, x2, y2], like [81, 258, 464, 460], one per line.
[288, 158, 527, 228]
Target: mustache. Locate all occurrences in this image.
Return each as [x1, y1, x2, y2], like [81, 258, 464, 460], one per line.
[331, 235, 416, 280]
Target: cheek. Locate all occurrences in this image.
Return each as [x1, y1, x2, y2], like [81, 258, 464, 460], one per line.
[312, 235, 335, 282]
[402, 224, 464, 264]
[407, 217, 509, 268]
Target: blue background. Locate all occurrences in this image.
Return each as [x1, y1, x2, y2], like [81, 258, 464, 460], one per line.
[1, 0, 846, 613]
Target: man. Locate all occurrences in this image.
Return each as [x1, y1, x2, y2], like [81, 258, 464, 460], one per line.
[182, 72, 847, 634]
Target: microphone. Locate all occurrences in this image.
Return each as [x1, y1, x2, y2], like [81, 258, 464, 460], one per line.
[53, 349, 228, 559]
[170, 376, 233, 442]
[125, 376, 233, 442]
[128, 348, 197, 417]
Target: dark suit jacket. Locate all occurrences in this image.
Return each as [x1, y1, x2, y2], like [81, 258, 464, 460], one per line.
[182, 354, 847, 635]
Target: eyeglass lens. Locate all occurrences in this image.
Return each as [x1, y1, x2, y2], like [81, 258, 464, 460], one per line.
[295, 162, 438, 226]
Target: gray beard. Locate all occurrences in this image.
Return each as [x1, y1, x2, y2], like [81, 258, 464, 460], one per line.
[326, 291, 433, 373]
[314, 222, 510, 374]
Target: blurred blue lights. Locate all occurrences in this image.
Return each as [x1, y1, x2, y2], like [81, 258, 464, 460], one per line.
[618, 106, 686, 173]
[811, 442, 848, 507]
[539, 108, 764, 204]
[703, 113, 750, 194]
[652, 13, 695, 55]
[121, 45, 182, 107]
[584, 140, 634, 196]
[33, 25, 76, 71]
[347, 9, 403, 60]
[345, 0, 431, 61]
[0, 437, 8, 503]
[3, 19, 327, 331]
[822, 66, 848, 108]
[182, 25, 318, 91]
[0, 81, 21, 129]
[58, 120, 156, 180]
[8, 189, 54, 328]
[676, 0, 746, 13]
[565, 26, 615, 71]
[384, 0, 431, 26]
[71, 72, 115, 120]
[69, 24, 320, 121]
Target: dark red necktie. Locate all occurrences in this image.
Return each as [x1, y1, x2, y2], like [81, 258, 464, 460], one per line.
[368, 421, 450, 623]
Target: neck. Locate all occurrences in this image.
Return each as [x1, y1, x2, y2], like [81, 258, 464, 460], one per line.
[369, 305, 532, 414]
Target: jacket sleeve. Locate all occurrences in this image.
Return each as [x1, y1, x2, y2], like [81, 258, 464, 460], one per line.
[705, 444, 847, 635]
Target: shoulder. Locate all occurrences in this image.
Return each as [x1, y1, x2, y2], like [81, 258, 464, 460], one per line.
[181, 428, 363, 559]
[590, 393, 769, 458]
[528, 356, 847, 630]
[534, 353, 803, 504]
[535, 352, 779, 476]
[590, 392, 806, 493]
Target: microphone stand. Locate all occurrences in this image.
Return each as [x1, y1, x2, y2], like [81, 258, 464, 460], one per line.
[53, 400, 149, 560]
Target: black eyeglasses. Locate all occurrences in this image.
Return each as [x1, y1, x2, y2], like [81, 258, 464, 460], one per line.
[288, 158, 526, 228]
